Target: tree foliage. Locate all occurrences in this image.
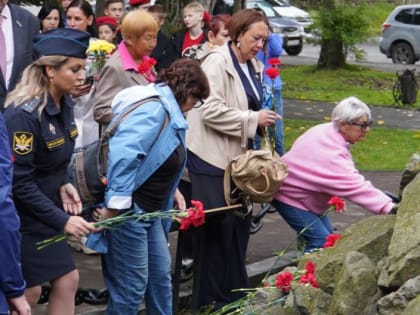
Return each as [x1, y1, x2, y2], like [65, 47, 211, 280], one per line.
[314, 0, 370, 69]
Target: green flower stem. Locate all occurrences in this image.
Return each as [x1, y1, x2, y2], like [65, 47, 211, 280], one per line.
[36, 204, 244, 250]
[210, 293, 256, 315]
[262, 207, 332, 283]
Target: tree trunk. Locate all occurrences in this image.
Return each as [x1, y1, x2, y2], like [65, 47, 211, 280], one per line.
[317, 0, 346, 69]
[317, 39, 346, 69]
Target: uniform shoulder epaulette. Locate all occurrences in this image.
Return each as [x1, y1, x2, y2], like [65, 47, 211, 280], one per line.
[22, 98, 41, 113]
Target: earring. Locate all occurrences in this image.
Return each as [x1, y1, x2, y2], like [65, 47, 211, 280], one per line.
[236, 41, 241, 48]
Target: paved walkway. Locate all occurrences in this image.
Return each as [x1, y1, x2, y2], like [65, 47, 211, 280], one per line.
[284, 98, 420, 130]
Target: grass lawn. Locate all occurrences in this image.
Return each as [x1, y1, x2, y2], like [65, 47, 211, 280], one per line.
[280, 64, 403, 107]
[284, 119, 420, 171]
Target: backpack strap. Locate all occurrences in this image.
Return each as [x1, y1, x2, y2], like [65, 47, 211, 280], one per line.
[98, 96, 165, 176]
[103, 96, 162, 140]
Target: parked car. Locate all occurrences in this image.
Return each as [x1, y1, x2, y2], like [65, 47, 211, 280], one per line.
[247, 0, 305, 56]
[268, 0, 313, 32]
[379, 4, 420, 64]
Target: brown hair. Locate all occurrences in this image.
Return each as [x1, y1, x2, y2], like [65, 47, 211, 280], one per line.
[105, 0, 124, 9]
[156, 58, 210, 106]
[228, 9, 269, 44]
[208, 14, 230, 36]
[147, 4, 166, 23]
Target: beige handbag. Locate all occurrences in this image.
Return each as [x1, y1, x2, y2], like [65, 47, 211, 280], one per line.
[224, 149, 288, 204]
[224, 132, 288, 205]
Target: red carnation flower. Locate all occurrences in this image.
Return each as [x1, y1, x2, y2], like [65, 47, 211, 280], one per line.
[275, 271, 294, 292]
[179, 200, 205, 231]
[203, 11, 211, 23]
[299, 272, 319, 288]
[305, 261, 316, 274]
[137, 56, 157, 82]
[327, 196, 346, 213]
[323, 233, 342, 248]
[265, 67, 279, 80]
[268, 57, 281, 66]
[137, 62, 150, 74]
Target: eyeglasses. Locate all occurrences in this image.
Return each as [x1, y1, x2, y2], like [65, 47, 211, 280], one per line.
[351, 120, 373, 131]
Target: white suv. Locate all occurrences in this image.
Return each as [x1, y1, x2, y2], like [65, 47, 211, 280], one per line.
[268, 0, 313, 32]
[247, 0, 305, 56]
[379, 4, 420, 64]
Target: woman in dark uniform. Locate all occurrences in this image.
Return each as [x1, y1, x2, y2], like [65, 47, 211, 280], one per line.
[3, 28, 96, 315]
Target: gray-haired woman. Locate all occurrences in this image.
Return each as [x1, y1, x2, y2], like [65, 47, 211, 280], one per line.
[272, 96, 396, 253]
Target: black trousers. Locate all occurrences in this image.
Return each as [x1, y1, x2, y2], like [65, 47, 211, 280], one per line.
[190, 171, 251, 309]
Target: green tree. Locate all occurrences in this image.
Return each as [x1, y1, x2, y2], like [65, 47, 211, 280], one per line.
[315, 0, 369, 69]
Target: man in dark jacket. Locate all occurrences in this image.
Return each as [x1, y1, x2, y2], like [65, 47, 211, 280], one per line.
[147, 4, 178, 71]
[0, 0, 39, 111]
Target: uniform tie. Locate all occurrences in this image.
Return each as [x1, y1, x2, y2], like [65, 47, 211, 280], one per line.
[0, 15, 7, 80]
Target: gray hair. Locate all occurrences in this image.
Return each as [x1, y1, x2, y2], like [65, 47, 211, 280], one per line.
[331, 97, 371, 126]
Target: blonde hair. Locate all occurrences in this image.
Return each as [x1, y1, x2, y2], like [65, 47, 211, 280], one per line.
[183, 1, 204, 14]
[5, 56, 69, 117]
[120, 9, 157, 40]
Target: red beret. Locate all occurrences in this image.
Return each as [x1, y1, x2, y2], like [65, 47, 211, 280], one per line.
[129, 0, 151, 6]
[96, 16, 118, 29]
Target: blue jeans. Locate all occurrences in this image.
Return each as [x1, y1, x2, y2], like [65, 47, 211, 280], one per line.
[255, 88, 284, 155]
[102, 216, 172, 315]
[272, 200, 333, 252]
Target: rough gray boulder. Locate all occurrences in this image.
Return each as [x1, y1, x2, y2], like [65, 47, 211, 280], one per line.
[327, 251, 381, 315]
[299, 215, 395, 294]
[378, 175, 420, 289]
[377, 276, 420, 315]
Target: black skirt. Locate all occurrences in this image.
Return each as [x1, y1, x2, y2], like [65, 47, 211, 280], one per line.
[21, 231, 76, 288]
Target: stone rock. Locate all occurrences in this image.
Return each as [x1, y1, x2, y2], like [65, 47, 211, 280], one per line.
[378, 176, 420, 289]
[387, 175, 420, 260]
[291, 283, 332, 315]
[283, 293, 300, 315]
[378, 247, 420, 289]
[299, 215, 395, 293]
[399, 153, 420, 197]
[377, 276, 420, 315]
[249, 287, 286, 315]
[402, 294, 420, 315]
[328, 251, 382, 315]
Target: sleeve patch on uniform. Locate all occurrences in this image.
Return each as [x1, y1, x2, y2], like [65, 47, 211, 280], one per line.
[46, 137, 65, 149]
[13, 132, 34, 155]
[69, 127, 78, 138]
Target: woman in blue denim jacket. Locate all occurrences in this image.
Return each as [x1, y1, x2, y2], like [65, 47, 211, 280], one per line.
[256, 33, 284, 155]
[92, 59, 209, 315]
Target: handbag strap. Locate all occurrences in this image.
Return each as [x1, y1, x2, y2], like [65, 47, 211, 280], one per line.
[244, 168, 271, 195]
[240, 114, 248, 151]
[224, 162, 233, 205]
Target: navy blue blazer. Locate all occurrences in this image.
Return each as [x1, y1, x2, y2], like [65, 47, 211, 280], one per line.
[0, 4, 39, 112]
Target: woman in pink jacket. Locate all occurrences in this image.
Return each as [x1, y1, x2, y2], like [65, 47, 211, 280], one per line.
[273, 96, 396, 252]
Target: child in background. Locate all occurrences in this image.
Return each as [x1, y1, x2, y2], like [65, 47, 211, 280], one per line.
[173, 1, 206, 58]
[148, 4, 178, 71]
[104, 0, 125, 25]
[256, 33, 284, 156]
[96, 15, 118, 44]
